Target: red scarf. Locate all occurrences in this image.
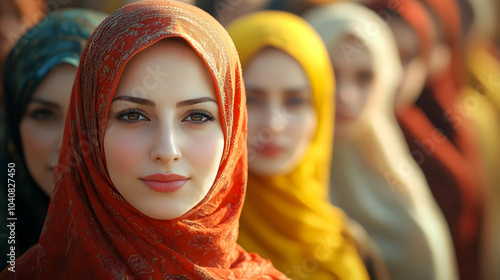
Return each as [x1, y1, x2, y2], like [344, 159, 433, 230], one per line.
[1, 1, 287, 279]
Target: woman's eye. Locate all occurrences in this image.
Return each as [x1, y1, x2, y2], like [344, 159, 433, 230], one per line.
[116, 110, 148, 123]
[286, 98, 307, 106]
[246, 96, 259, 105]
[182, 110, 215, 125]
[187, 114, 207, 122]
[30, 109, 56, 121]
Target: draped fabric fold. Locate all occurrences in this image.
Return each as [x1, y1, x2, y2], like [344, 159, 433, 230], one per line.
[305, 3, 457, 280]
[398, 1, 485, 279]
[0, 1, 287, 279]
[228, 11, 369, 280]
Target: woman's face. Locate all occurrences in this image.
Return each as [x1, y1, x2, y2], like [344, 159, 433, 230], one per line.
[104, 41, 224, 220]
[20, 64, 75, 196]
[329, 35, 374, 138]
[244, 48, 316, 176]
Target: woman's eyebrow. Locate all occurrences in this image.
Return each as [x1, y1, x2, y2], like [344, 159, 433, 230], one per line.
[111, 96, 218, 107]
[112, 95, 155, 106]
[30, 98, 60, 108]
[284, 86, 310, 95]
[176, 97, 218, 108]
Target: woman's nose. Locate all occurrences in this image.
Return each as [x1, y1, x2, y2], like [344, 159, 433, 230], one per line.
[150, 123, 182, 165]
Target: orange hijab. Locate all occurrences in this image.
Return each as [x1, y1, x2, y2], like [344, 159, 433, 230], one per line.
[0, 1, 287, 279]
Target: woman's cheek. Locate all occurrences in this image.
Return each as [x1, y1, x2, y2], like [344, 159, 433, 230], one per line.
[289, 110, 317, 143]
[105, 130, 149, 175]
[183, 129, 224, 172]
[20, 121, 57, 167]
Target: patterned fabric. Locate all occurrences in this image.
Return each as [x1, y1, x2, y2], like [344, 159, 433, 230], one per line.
[0, 8, 106, 269]
[0, 1, 287, 279]
[305, 3, 457, 280]
[227, 11, 369, 280]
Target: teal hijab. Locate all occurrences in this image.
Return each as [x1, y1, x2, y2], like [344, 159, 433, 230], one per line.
[0, 9, 107, 267]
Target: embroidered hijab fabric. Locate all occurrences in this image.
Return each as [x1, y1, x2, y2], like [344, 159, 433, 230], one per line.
[0, 1, 287, 279]
[305, 3, 456, 280]
[0, 8, 106, 268]
[227, 11, 369, 280]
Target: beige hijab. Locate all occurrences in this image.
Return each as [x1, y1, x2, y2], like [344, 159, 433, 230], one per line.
[304, 3, 457, 280]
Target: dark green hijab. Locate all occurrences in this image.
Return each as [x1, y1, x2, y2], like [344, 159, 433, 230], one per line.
[0, 8, 107, 267]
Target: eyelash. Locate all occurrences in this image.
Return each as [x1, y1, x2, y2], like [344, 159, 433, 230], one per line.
[286, 97, 308, 106]
[182, 110, 216, 126]
[29, 108, 56, 121]
[116, 109, 148, 124]
[115, 109, 216, 126]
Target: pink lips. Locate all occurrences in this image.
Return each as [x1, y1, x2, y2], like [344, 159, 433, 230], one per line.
[336, 113, 356, 122]
[140, 173, 188, 193]
[258, 144, 286, 158]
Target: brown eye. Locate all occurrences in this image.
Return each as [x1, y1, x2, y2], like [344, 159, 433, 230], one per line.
[189, 115, 205, 122]
[128, 113, 141, 120]
[116, 109, 148, 123]
[182, 110, 215, 126]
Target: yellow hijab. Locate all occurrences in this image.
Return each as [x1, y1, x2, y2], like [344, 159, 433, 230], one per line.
[227, 11, 369, 280]
[304, 3, 457, 280]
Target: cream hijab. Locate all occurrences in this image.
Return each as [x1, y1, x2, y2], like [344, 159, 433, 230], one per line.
[305, 3, 457, 280]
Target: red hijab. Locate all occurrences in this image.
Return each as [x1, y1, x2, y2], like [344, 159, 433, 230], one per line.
[397, 1, 484, 279]
[1, 1, 287, 279]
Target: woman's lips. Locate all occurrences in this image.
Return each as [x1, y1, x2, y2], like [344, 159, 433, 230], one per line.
[140, 173, 189, 193]
[336, 113, 356, 122]
[258, 144, 286, 158]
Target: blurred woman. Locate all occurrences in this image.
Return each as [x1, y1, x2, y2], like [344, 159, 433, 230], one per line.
[305, 3, 457, 280]
[397, 0, 485, 278]
[228, 11, 370, 280]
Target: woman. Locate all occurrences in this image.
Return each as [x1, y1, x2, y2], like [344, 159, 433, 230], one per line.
[227, 11, 370, 280]
[1, 1, 287, 279]
[397, 0, 485, 279]
[0, 8, 106, 268]
[304, 3, 457, 280]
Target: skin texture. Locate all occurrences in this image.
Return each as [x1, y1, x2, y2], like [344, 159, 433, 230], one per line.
[389, 17, 428, 111]
[19, 64, 75, 196]
[104, 41, 224, 220]
[244, 48, 317, 176]
[329, 35, 374, 138]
